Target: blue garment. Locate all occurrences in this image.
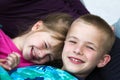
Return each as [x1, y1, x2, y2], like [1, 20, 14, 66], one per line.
[0, 24, 2, 28]
[113, 18, 120, 39]
[0, 66, 12, 80]
[0, 65, 82, 80]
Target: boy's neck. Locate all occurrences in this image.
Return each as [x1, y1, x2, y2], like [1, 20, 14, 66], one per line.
[61, 66, 87, 79]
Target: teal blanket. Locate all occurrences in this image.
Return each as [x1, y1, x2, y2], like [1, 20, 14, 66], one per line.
[0, 65, 78, 80]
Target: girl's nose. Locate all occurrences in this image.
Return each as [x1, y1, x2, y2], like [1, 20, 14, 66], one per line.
[38, 50, 48, 58]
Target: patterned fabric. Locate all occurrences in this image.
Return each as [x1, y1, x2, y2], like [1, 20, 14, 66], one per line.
[0, 66, 12, 80]
[0, 65, 79, 80]
[113, 18, 120, 39]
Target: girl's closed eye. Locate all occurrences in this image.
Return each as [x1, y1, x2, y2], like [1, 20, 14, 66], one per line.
[44, 42, 48, 49]
[44, 41, 50, 49]
[38, 42, 48, 49]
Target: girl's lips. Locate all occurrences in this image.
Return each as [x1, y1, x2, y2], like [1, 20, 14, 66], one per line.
[30, 47, 34, 59]
[68, 56, 85, 64]
[30, 46, 53, 64]
[30, 46, 51, 61]
[30, 46, 38, 60]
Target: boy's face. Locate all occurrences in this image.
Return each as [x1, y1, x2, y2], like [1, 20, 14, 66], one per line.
[62, 21, 110, 77]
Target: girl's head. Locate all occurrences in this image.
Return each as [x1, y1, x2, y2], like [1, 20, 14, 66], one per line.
[13, 13, 73, 64]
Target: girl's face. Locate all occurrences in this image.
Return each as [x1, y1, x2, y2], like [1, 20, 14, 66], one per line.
[22, 31, 61, 64]
[62, 21, 110, 78]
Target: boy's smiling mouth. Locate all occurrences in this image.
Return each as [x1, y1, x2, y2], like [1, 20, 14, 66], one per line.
[68, 56, 85, 64]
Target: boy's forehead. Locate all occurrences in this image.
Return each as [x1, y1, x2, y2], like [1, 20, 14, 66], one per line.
[70, 21, 103, 33]
[67, 22, 106, 43]
[70, 21, 92, 32]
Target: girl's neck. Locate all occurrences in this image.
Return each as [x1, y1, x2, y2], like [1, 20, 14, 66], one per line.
[12, 33, 28, 51]
[12, 36, 23, 51]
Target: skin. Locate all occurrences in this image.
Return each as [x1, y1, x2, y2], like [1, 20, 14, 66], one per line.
[0, 21, 62, 70]
[0, 59, 11, 70]
[62, 21, 111, 78]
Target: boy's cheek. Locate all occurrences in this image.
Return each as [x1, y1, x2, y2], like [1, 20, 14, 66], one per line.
[64, 44, 73, 50]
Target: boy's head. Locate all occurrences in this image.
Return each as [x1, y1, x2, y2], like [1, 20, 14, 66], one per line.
[62, 14, 115, 78]
[19, 13, 73, 64]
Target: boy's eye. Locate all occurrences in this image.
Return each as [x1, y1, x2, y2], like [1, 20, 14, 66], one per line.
[86, 46, 95, 50]
[69, 40, 76, 43]
[67, 40, 76, 44]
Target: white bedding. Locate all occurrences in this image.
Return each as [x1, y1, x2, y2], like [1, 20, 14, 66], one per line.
[83, 0, 120, 25]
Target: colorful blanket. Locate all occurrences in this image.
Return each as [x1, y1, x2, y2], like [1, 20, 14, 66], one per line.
[0, 65, 78, 80]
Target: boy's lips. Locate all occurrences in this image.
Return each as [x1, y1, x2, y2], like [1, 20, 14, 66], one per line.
[68, 56, 85, 64]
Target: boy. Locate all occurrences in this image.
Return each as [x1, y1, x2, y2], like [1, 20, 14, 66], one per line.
[62, 14, 115, 79]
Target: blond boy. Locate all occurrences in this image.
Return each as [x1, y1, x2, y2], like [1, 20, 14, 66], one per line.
[62, 14, 115, 79]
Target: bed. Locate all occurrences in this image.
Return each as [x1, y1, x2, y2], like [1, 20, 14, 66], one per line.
[0, 0, 120, 80]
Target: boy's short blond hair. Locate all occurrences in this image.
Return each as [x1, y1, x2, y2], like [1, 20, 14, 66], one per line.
[74, 14, 115, 53]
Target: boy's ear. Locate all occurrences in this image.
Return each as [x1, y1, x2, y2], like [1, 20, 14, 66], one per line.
[97, 54, 111, 68]
[32, 21, 44, 31]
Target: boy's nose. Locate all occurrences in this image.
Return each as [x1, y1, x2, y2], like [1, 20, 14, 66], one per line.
[73, 44, 83, 55]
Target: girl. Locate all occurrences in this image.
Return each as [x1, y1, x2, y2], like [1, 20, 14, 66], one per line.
[0, 13, 73, 70]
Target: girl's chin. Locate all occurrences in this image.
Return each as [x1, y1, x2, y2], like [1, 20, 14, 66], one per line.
[23, 55, 31, 60]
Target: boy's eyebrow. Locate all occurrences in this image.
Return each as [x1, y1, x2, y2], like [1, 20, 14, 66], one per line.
[67, 36, 98, 48]
[66, 36, 78, 40]
[86, 41, 98, 49]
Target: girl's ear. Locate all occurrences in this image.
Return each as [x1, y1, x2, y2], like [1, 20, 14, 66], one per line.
[31, 21, 44, 31]
[97, 54, 111, 68]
